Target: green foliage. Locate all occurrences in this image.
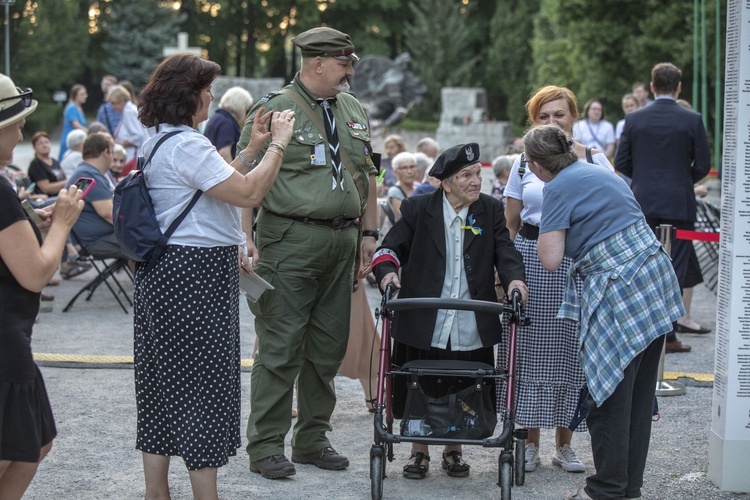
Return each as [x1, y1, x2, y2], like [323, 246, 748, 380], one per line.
[486, 0, 541, 133]
[404, 0, 482, 121]
[101, 0, 186, 89]
[4, 1, 89, 133]
[395, 118, 438, 133]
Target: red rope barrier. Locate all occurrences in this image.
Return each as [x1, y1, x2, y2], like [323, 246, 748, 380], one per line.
[675, 229, 720, 242]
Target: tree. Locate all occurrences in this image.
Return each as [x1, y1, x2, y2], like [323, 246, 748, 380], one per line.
[101, 0, 185, 89]
[3, 1, 89, 133]
[486, 0, 541, 133]
[404, 0, 482, 121]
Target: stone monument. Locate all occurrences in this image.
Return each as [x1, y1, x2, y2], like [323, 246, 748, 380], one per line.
[435, 87, 511, 162]
[207, 76, 285, 116]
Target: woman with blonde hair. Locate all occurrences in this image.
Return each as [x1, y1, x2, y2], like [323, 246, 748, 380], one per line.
[500, 85, 613, 475]
[107, 85, 148, 166]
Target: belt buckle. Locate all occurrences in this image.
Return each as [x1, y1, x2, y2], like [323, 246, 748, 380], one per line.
[331, 216, 344, 229]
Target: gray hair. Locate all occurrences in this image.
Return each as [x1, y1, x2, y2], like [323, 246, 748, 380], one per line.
[391, 151, 417, 170]
[113, 143, 127, 157]
[492, 154, 517, 178]
[66, 129, 88, 149]
[413, 152, 433, 179]
[522, 125, 578, 175]
[219, 87, 254, 115]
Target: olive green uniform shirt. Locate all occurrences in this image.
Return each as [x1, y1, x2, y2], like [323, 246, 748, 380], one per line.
[237, 74, 377, 219]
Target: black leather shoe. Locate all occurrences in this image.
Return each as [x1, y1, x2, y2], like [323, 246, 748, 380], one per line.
[675, 323, 712, 334]
[249, 454, 296, 479]
[292, 447, 349, 470]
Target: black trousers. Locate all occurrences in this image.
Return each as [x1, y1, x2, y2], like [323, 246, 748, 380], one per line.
[584, 335, 665, 500]
[646, 217, 692, 342]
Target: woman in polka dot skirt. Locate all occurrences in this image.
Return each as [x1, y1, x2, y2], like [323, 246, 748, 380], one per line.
[134, 53, 294, 499]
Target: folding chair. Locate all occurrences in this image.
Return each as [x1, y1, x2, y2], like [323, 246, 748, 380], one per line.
[63, 229, 133, 314]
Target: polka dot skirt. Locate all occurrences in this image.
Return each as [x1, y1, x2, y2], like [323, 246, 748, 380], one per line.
[133, 245, 241, 470]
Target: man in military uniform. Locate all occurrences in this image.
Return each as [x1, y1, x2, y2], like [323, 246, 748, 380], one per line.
[236, 27, 379, 479]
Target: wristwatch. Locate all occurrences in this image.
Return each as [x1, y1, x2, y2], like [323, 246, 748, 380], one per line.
[362, 229, 380, 239]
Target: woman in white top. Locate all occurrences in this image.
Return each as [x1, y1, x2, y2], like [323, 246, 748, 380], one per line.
[386, 151, 418, 219]
[572, 98, 616, 159]
[133, 53, 295, 500]
[615, 93, 640, 149]
[502, 85, 613, 476]
[107, 85, 149, 164]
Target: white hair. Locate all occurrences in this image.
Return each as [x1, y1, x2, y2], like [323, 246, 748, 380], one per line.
[219, 87, 254, 115]
[391, 151, 416, 170]
[113, 143, 127, 156]
[66, 129, 88, 149]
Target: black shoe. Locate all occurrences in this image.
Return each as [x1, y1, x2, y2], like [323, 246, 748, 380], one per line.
[675, 323, 712, 334]
[291, 447, 349, 470]
[249, 454, 296, 479]
[442, 450, 470, 478]
[403, 452, 430, 479]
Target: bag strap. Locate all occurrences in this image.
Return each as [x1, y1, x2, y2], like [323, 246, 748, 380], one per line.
[278, 88, 367, 213]
[142, 130, 182, 169]
[142, 130, 204, 269]
[585, 147, 594, 164]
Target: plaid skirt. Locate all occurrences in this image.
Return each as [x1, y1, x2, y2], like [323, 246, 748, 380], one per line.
[496, 234, 586, 430]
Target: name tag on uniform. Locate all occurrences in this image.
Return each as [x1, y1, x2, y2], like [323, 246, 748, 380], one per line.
[312, 143, 327, 165]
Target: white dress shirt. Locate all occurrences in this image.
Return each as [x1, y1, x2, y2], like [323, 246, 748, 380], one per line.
[431, 193, 481, 350]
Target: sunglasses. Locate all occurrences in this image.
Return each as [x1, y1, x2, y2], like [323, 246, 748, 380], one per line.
[0, 87, 33, 108]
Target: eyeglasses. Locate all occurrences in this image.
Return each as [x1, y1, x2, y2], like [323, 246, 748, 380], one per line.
[0, 87, 33, 108]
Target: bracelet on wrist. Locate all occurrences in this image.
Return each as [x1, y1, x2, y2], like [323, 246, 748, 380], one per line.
[266, 148, 284, 159]
[269, 141, 287, 151]
[237, 151, 256, 170]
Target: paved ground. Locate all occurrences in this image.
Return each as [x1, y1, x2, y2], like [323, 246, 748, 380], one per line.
[14, 137, 744, 498]
[20, 262, 747, 500]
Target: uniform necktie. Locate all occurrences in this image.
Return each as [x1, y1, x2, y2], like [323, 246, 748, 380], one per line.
[319, 98, 344, 190]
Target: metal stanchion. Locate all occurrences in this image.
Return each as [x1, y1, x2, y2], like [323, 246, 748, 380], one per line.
[655, 224, 687, 397]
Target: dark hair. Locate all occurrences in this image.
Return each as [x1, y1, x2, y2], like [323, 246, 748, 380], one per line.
[82, 132, 112, 160]
[523, 125, 578, 175]
[651, 62, 681, 95]
[583, 99, 605, 120]
[138, 54, 221, 129]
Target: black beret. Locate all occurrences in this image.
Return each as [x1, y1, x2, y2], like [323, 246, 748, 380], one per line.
[292, 27, 359, 61]
[429, 143, 481, 180]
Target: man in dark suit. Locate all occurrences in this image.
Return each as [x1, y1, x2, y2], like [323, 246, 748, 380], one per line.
[615, 62, 711, 353]
[372, 143, 527, 480]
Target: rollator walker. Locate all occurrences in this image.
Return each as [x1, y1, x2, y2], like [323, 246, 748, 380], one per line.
[369, 285, 530, 499]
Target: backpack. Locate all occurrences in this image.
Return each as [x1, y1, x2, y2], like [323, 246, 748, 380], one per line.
[113, 130, 202, 271]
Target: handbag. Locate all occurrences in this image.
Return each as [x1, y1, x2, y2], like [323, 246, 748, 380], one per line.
[113, 130, 202, 270]
[400, 372, 497, 439]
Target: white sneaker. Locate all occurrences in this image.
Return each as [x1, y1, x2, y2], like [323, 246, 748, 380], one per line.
[524, 443, 541, 472]
[552, 444, 585, 472]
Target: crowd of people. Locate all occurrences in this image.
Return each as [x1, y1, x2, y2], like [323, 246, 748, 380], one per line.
[0, 22, 716, 500]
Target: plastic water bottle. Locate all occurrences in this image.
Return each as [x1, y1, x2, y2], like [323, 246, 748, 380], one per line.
[401, 419, 433, 436]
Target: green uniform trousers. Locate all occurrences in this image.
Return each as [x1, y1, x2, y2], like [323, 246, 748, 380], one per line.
[246, 211, 358, 461]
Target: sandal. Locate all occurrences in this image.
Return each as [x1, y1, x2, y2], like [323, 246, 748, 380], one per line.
[442, 450, 470, 478]
[403, 452, 430, 479]
[565, 487, 594, 500]
[61, 263, 90, 279]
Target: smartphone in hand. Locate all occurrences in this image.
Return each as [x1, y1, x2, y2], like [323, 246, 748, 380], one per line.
[21, 199, 43, 225]
[72, 177, 96, 200]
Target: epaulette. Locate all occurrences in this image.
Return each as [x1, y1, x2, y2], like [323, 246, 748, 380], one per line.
[258, 91, 280, 104]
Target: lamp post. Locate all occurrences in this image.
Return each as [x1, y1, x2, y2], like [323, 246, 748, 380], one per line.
[1, 0, 15, 76]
